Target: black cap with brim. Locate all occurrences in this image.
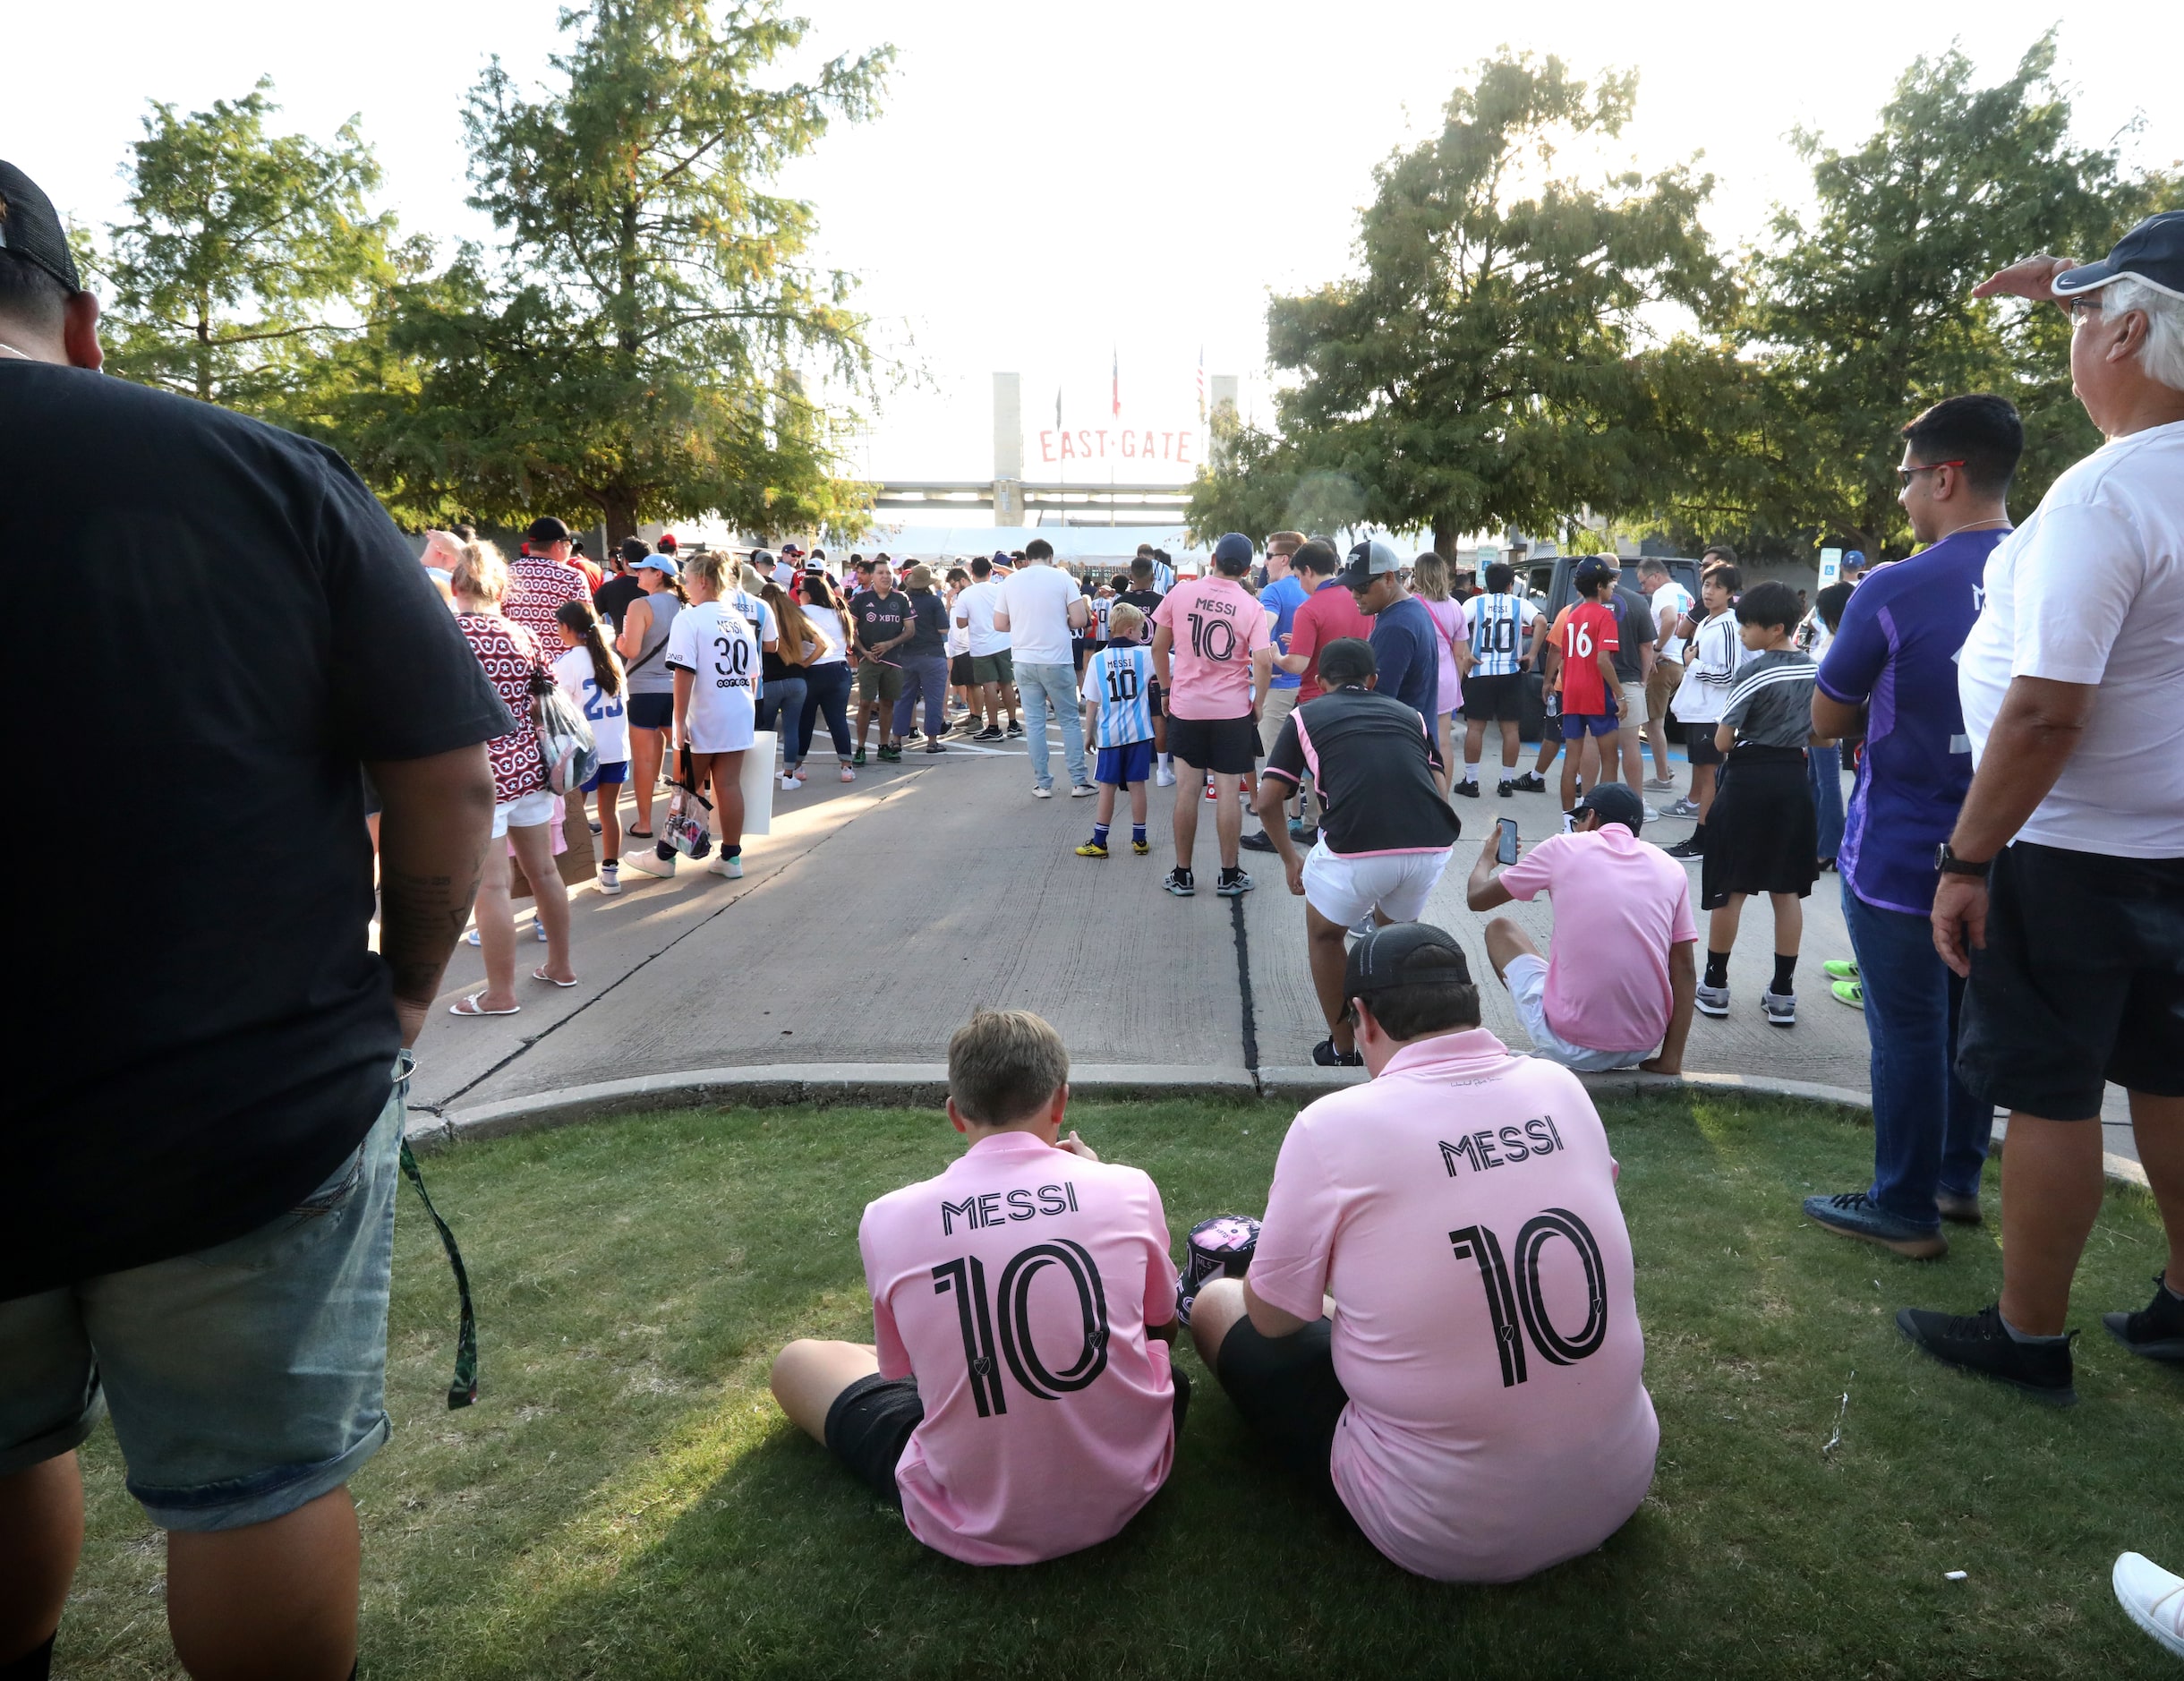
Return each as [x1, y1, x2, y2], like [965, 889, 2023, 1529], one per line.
[1574, 781, 1646, 835]
[525, 516, 571, 546]
[1344, 922, 1472, 1003]
[0, 160, 82, 294]
[2052, 210, 2184, 302]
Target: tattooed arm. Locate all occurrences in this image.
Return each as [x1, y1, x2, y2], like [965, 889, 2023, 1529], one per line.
[368, 744, 496, 1046]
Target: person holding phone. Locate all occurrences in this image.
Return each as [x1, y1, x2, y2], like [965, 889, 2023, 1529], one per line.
[1253, 637, 1463, 1067]
[1467, 783, 1698, 1074]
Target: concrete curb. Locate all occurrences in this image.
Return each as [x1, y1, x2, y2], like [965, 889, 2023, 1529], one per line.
[405, 1062, 2148, 1190]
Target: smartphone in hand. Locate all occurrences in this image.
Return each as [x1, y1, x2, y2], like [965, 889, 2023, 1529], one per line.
[1497, 816, 1520, 866]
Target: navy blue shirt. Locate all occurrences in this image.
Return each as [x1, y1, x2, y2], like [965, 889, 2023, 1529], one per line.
[1369, 594, 1443, 720]
[1816, 527, 2008, 917]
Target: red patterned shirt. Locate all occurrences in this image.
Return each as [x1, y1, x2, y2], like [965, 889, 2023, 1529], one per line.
[456, 611, 550, 803]
[505, 552, 589, 647]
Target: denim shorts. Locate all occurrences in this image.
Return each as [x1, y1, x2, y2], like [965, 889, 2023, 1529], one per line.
[0, 1056, 410, 1532]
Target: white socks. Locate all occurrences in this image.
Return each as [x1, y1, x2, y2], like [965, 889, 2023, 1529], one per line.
[1463, 760, 1480, 784]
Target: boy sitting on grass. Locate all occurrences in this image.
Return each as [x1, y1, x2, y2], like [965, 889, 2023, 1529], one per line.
[1075, 602, 1157, 858]
[1694, 580, 1822, 1026]
[769, 1009, 1186, 1565]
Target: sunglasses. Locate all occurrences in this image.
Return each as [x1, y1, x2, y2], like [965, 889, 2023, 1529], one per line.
[1897, 460, 1965, 486]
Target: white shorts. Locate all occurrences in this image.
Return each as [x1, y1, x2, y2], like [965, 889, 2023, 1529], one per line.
[1504, 951, 1649, 1072]
[492, 787, 558, 838]
[1618, 682, 1645, 733]
[1300, 842, 1448, 927]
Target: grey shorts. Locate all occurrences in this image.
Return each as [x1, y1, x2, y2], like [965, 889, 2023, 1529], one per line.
[0, 1059, 410, 1531]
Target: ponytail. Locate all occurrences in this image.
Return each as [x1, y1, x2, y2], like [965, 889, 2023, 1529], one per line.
[554, 599, 625, 697]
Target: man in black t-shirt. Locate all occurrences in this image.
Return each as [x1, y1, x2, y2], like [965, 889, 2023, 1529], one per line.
[849, 560, 917, 763]
[594, 535, 650, 629]
[1119, 555, 1169, 779]
[2, 162, 508, 1681]
[1255, 637, 1463, 1066]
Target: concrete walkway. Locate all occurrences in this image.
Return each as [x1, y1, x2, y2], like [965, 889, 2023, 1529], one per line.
[407, 720, 2145, 1182]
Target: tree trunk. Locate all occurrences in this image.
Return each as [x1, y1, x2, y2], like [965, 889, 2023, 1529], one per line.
[1430, 516, 1464, 562]
[603, 495, 639, 553]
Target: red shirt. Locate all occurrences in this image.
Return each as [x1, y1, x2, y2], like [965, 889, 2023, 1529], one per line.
[1286, 579, 1376, 700]
[1557, 601, 1620, 716]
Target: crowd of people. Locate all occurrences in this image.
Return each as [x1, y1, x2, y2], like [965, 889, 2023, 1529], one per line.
[4, 142, 2180, 1681]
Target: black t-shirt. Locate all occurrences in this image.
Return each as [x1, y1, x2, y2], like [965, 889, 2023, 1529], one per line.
[1263, 687, 1461, 858]
[849, 587, 916, 653]
[594, 569, 645, 631]
[4, 363, 511, 1297]
[901, 589, 948, 656]
[1610, 586, 1656, 685]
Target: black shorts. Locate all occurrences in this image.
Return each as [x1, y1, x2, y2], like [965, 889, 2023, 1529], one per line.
[1148, 678, 1164, 720]
[1214, 1316, 1349, 1496]
[823, 1366, 1193, 1506]
[1685, 719, 1723, 765]
[1165, 713, 1258, 775]
[1957, 842, 2184, 1118]
[1461, 671, 1524, 722]
[949, 653, 975, 687]
[1700, 747, 1816, 909]
[627, 691, 674, 730]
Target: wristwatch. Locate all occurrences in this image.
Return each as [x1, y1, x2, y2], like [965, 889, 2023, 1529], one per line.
[1935, 842, 1991, 876]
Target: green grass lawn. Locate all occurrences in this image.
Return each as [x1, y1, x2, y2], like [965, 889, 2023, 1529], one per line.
[60, 1093, 2182, 1679]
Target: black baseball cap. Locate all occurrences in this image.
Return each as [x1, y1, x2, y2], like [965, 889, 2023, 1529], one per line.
[2052, 211, 2184, 302]
[1344, 922, 1473, 1003]
[0, 162, 81, 294]
[1574, 556, 1619, 591]
[1573, 781, 1645, 835]
[525, 516, 571, 546]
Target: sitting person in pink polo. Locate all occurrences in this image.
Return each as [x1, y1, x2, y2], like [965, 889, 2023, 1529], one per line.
[770, 1009, 1184, 1564]
[1188, 924, 1659, 1583]
[1466, 781, 1699, 1075]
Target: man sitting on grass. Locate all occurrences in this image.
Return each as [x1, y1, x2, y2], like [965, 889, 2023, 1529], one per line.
[1188, 924, 1659, 1583]
[770, 1010, 1186, 1565]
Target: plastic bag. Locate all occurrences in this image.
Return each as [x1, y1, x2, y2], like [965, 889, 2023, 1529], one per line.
[534, 683, 598, 796]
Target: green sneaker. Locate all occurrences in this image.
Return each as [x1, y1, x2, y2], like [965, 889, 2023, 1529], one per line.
[852, 746, 867, 766]
[1830, 979, 1864, 1010]
[1823, 960, 1860, 982]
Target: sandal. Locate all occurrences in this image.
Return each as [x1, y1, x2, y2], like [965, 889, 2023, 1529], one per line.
[449, 994, 520, 1017]
[532, 968, 577, 988]
[627, 826, 654, 840]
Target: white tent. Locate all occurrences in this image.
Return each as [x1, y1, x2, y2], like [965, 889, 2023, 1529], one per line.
[854, 525, 1210, 570]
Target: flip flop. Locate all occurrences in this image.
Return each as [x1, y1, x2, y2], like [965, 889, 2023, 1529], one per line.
[627, 827, 654, 840]
[532, 968, 577, 988]
[450, 994, 520, 1017]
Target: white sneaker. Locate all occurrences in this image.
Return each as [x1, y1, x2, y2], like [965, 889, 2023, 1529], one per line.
[840, 764, 856, 782]
[2114, 1553, 2184, 1657]
[708, 852, 743, 878]
[1032, 786, 1054, 799]
[624, 850, 676, 878]
[596, 862, 622, 897]
[1155, 764, 1176, 788]
[1070, 783, 1097, 798]
[779, 774, 798, 791]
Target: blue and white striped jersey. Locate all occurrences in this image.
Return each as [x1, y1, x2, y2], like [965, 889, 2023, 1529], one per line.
[1461, 591, 1540, 678]
[1079, 644, 1156, 747]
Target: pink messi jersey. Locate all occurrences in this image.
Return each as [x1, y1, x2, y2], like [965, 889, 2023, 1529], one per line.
[858, 1131, 1181, 1565]
[1250, 1028, 1658, 1583]
[1153, 576, 1271, 720]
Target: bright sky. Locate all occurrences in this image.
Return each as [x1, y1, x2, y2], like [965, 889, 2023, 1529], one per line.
[15, 0, 2180, 505]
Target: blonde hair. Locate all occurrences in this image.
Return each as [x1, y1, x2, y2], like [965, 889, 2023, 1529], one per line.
[1411, 550, 1453, 601]
[451, 540, 509, 603]
[684, 550, 732, 595]
[762, 581, 818, 667]
[1107, 602, 1145, 640]
[948, 1010, 1070, 1126]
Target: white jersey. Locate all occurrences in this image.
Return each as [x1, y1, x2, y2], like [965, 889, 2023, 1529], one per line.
[552, 646, 629, 765]
[1462, 593, 1540, 678]
[1651, 581, 1694, 661]
[722, 587, 775, 697]
[665, 599, 759, 753]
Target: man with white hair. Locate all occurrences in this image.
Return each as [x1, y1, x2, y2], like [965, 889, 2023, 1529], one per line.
[1901, 211, 2184, 1411]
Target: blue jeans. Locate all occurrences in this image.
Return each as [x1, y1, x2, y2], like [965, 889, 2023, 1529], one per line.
[892, 653, 950, 739]
[1809, 747, 1846, 863]
[797, 663, 853, 762]
[1842, 882, 1991, 1228]
[757, 674, 809, 766]
[0, 1057, 410, 1529]
[1018, 661, 1088, 790]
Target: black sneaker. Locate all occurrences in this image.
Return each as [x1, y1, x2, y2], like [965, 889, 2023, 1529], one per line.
[1497, 779, 1516, 798]
[1663, 834, 1704, 861]
[1897, 1303, 2077, 1405]
[1511, 772, 1546, 792]
[877, 743, 902, 763]
[1240, 830, 1278, 852]
[2103, 1275, 2184, 1363]
[1004, 721, 1025, 738]
[1454, 779, 1480, 798]
[972, 725, 1003, 741]
[1311, 1037, 1365, 1067]
[1163, 867, 1195, 897]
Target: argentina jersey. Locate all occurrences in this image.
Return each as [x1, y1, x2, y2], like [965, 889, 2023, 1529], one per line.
[1463, 593, 1535, 678]
[1085, 644, 1155, 747]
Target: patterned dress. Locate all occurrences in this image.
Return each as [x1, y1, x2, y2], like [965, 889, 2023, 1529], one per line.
[456, 611, 550, 803]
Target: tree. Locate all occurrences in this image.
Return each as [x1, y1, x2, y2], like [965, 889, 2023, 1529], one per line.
[1722, 33, 2176, 557]
[90, 81, 404, 419]
[1193, 55, 1725, 559]
[343, 0, 891, 544]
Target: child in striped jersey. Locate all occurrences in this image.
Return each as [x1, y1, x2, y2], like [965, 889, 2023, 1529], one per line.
[1076, 603, 1156, 858]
